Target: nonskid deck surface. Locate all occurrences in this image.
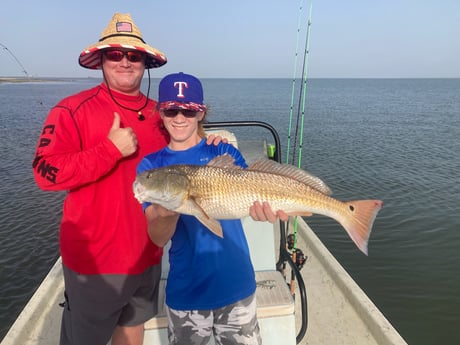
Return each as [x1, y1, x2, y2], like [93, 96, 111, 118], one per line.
[279, 219, 407, 345]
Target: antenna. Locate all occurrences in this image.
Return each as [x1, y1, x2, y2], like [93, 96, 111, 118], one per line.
[0, 42, 30, 78]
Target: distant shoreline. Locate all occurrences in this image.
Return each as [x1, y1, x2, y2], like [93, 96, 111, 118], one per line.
[0, 77, 72, 83]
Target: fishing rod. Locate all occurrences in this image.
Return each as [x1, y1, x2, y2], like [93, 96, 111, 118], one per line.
[286, 2, 313, 298]
[285, 0, 305, 166]
[284, 0, 303, 287]
[292, 2, 312, 169]
[279, 0, 305, 288]
[0, 43, 30, 78]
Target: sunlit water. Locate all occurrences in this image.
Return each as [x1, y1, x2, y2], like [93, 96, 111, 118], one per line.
[1, 78, 459, 344]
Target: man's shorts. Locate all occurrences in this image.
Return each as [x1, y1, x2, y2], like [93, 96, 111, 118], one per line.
[166, 293, 262, 345]
[60, 264, 161, 345]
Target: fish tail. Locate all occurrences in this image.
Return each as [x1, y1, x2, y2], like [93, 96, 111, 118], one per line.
[340, 200, 383, 255]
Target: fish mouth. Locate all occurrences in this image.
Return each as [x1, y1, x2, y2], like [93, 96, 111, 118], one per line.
[132, 181, 146, 202]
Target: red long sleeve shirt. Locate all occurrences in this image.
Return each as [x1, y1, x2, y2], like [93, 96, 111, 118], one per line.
[32, 83, 169, 274]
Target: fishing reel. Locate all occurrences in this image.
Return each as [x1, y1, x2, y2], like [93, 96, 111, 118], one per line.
[287, 234, 307, 270]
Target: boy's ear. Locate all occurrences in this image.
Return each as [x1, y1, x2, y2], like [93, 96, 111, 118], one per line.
[197, 111, 206, 121]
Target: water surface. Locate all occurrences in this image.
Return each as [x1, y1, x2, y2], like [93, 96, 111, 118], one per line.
[1, 78, 459, 344]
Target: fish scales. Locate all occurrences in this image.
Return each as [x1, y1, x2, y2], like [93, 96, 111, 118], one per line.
[182, 165, 342, 220]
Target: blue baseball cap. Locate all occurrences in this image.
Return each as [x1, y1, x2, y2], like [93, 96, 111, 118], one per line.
[158, 72, 206, 111]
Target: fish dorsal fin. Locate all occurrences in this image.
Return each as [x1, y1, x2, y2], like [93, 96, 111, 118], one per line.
[207, 154, 243, 170]
[249, 158, 332, 195]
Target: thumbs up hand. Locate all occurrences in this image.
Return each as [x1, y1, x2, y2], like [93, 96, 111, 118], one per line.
[108, 112, 138, 157]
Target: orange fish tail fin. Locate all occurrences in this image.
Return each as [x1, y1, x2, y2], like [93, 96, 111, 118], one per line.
[340, 200, 383, 255]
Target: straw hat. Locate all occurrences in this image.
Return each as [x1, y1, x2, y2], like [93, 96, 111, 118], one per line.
[79, 13, 167, 69]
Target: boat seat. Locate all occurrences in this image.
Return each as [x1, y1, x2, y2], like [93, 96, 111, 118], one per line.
[205, 128, 239, 148]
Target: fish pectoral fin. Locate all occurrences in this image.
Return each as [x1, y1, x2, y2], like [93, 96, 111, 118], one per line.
[189, 196, 211, 219]
[185, 198, 224, 238]
[196, 216, 224, 238]
[177, 198, 224, 237]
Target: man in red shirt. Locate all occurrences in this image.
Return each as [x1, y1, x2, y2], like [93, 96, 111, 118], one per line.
[32, 13, 169, 345]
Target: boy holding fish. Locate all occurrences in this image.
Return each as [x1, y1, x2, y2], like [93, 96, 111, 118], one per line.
[136, 72, 285, 345]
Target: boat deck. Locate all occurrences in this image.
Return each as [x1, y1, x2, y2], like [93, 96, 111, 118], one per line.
[284, 219, 407, 344]
[0, 217, 407, 345]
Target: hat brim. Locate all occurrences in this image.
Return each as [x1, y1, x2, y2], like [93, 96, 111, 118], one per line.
[159, 101, 206, 112]
[79, 39, 167, 69]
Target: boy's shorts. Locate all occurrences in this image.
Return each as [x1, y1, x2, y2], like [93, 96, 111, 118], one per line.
[60, 264, 161, 345]
[166, 293, 262, 345]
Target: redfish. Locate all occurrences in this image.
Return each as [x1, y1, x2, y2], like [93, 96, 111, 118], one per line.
[133, 154, 383, 255]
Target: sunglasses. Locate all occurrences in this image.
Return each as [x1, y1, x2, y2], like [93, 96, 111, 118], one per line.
[163, 109, 199, 118]
[104, 50, 144, 63]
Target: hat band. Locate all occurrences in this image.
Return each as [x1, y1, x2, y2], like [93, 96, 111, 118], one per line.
[99, 33, 146, 44]
[159, 101, 206, 112]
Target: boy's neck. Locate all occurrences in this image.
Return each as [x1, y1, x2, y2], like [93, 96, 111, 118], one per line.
[168, 135, 203, 151]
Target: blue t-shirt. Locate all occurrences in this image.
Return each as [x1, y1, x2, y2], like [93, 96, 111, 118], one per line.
[137, 138, 256, 310]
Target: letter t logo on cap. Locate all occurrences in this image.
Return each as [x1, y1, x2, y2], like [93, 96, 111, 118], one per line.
[174, 81, 188, 98]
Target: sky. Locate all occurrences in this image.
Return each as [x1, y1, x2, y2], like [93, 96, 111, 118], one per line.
[1, 0, 459, 78]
